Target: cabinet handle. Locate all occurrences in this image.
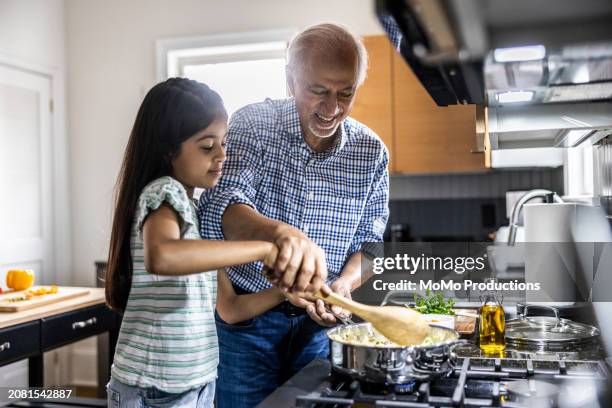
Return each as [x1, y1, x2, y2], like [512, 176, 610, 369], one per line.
[72, 317, 97, 330]
[0, 342, 10, 352]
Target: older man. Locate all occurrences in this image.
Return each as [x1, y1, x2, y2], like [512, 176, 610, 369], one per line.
[199, 23, 389, 407]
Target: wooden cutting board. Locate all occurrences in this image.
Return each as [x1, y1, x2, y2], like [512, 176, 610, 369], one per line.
[455, 309, 477, 335]
[0, 287, 90, 312]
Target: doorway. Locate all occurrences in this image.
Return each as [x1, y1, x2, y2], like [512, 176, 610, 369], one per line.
[0, 63, 54, 386]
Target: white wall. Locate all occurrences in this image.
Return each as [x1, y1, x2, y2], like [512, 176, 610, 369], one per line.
[0, 0, 69, 389]
[0, 0, 66, 68]
[0, 0, 71, 287]
[65, 0, 383, 286]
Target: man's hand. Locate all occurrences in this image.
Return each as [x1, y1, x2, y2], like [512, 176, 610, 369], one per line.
[272, 225, 327, 293]
[284, 290, 337, 326]
[221, 205, 327, 293]
[327, 277, 353, 318]
[281, 282, 351, 327]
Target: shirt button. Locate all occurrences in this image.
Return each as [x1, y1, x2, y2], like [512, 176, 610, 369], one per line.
[307, 192, 314, 200]
[303, 224, 309, 234]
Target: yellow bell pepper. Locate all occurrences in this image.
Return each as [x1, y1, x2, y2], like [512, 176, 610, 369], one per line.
[6, 269, 35, 291]
[25, 285, 58, 297]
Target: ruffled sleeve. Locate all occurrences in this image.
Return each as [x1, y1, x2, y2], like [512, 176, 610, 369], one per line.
[133, 176, 197, 238]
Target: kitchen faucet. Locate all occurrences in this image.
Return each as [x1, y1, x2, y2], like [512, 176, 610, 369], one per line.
[507, 189, 564, 246]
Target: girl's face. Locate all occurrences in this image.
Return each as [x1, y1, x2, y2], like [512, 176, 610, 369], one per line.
[172, 118, 228, 193]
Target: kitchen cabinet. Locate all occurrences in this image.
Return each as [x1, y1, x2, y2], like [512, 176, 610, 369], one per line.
[0, 288, 120, 397]
[0, 321, 40, 366]
[41, 304, 116, 351]
[392, 52, 486, 173]
[351, 35, 487, 174]
[350, 35, 395, 171]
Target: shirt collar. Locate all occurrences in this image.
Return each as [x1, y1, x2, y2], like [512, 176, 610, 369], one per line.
[282, 98, 348, 156]
[281, 98, 302, 140]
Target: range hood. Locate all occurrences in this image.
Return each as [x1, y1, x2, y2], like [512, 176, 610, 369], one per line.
[488, 102, 612, 149]
[376, 0, 612, 106]
[376, 0, 612, 152]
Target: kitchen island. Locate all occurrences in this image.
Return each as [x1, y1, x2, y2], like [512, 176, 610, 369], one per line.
[0, 288, 120, 399]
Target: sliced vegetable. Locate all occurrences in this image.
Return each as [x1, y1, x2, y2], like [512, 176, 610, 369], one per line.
[4, 285, 59, 302]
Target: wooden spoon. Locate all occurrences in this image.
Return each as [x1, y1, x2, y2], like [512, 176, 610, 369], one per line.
[315, 290, 430, 346]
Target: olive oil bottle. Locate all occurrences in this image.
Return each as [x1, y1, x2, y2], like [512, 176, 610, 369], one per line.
[479, 278, 505, 353]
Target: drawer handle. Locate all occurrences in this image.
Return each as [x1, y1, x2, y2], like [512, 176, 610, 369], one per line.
[0, 342, 10, 352]
[72, 317, 97, 330]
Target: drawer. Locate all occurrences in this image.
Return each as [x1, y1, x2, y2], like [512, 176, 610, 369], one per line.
[41, 304, 115, 351]
[0, 321, 40, 365]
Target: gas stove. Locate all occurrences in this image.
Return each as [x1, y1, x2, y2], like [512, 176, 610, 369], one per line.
[258, 357, 612, 408]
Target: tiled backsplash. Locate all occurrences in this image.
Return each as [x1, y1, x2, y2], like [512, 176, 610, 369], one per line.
[388, 198, 505, 241]
[387, 168, 564, 241]
[389, 168, 564, 200]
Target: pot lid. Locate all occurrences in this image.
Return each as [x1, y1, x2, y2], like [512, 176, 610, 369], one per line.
[506, 306, 600, 346]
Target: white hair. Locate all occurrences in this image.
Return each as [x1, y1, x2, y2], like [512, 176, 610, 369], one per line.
[286, 23, 368, 87]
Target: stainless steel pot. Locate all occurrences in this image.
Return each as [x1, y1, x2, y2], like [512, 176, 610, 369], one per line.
[327, 323, 464, 384]
[506, 305, 601, 351]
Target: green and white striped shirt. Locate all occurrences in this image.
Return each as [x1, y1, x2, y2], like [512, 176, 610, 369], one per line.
[111, 176, 218, 393]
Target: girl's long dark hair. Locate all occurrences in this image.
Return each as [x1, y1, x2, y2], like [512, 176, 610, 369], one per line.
[106, 78, 226, 312]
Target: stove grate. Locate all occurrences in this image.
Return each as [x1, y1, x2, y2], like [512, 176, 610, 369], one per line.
[295, 357, 610, 408]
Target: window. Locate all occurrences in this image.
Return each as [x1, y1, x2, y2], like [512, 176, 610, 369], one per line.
[158, 30, 293, 117]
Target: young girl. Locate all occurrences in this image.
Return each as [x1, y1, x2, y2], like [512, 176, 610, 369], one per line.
[105, 78, 290, 408]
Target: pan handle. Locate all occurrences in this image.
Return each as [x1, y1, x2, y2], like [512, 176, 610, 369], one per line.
[448, 339, 469, 349]
[419, 338, 468, 354]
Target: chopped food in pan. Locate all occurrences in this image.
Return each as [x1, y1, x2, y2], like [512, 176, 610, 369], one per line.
[329, 324, 454, 347]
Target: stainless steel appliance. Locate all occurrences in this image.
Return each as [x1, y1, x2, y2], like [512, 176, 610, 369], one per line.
[376, 0, 612, 152]
[258, 356, 611, 407]
[327, 323, 462, 384]
[257, 299, 611, 408]
[507, 189, 564, 245]
[505, 305, 601, 351]
[376, 0, 612, 107]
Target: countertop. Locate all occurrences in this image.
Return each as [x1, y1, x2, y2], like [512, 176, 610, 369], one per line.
[255, 358, 330, 408]
[0, 287, 105, 329]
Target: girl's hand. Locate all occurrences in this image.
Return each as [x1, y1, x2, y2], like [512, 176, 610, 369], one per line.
[262, 243, 279, 281]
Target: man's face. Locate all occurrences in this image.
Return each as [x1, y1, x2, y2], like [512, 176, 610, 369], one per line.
[288, 49, 359, 142]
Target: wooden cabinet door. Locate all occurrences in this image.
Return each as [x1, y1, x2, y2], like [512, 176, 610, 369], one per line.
[350, 36, 395, 172]
[392, 51, 486, 174]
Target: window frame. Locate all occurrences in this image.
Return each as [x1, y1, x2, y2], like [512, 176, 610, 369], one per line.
[155, 29, 295, 81]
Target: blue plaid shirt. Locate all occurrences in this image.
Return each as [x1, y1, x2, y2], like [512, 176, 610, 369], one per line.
[198, 98, 389, 292]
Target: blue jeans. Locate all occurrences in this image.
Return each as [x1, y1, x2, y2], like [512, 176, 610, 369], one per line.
[215, 309, 329, 408]
[106, 377, 215, 408]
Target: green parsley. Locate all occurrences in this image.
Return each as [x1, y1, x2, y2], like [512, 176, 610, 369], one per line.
[412, 289, 455, 315]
